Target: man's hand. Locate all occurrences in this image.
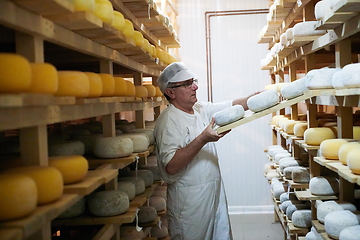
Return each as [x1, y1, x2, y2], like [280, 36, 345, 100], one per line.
[200, 118, 231, 143]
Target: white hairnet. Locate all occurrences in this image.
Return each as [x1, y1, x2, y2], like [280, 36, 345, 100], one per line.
[157, 62, 196, 93]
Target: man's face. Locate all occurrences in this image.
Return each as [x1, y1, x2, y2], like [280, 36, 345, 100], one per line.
[167, 79, 199, 104]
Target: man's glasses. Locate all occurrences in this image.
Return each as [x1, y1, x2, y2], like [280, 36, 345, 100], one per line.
[168, 79, 198, 89]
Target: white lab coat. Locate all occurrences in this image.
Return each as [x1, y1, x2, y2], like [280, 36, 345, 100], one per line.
[154, 102, 233, 240]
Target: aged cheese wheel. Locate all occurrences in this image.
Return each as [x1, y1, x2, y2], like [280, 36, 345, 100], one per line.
[135, 85, 148, 98]
[273, 183, 285, 200]
[49, 155, 88, 184]
[293, 21, 326, 36]
[152, 189, 167, 199]
[123, 133, 149, 152]
[305, 231, 317, 240]
[88, 190, 129, 217]
[118, 176, 145, 195]
[279, 159, 299, 173]
[292, 167, 310, 183]
[286, 204, 309, 220]
[279, 192, 297, 203]
[213, 105, 245, 126]
[144, 84, 156, 97]
[283, 166, 305, 180]
[93, 136, 133, 158]
[123, 19, 134, 37]
[324, 210, 359, 239]
[111, 10, 125, 31]
[72, 0, 95, 12]
[5, 166, 63, 205]
[125, 80, 135, 96]
[294, 122, 308, 138]
[57, 197, 85, 218]
[339, 142, 360, 165]
[341, 63, 360, 88]
[98, 73, 115, 97]
[149, 196, 166, 212]
[151, 225, 168, 239]
[72, 134, 102, 154]
[268, 147, 286, 157]
[29, 63, 58, 94]
[332, 69, 349, 90]
[280, 77, 307, 99]
[113, 77, 127, 96]
[116, 124, 135, 133]
[304, 127, 336, 145]
[346, 147, 360, 174]
[142, 38, 150, 53]
[117, 181, 136, 200]
[264, 162, 274, 174]
[272, 115, 285, 125]
[0, 53, 31, 93]
[320, 139, 349, 159]
[94, 0, 113, 24]
[56, 71, 89, 97]
[133, 31, 144, 47]
[129, 169, 154, 187]
[48, 140, 85, 156]
[309, 176, 339, 196]
[267, 145, 284, 151]
[305, 68, 339, 89]
[279, 200, 293, 213]
[314, 0, 332, 20]
[138, 206, 157, 223]
[247, 89, 279, 112]
[0, 174, 37, 221]
[339, 225, 360, 240]
[139, 165, 161, 181]
[84, 72, 102, 98]
[292, 210, 312, 228]
[274, 152, 292, 164]
[134, 128, 155, 145]
[317, 201, 343, 223]
[285, 28, 294, 41]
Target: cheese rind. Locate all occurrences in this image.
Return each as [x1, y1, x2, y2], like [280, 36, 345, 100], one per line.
[88, 190, 129, 217]
[117, 181, 136, 200]
[309, 176, 339, 196]
[48, 155, 89, 184]
[339, 225, 360, 240]
[138, 206, 157, 223]
[57, 197, 85, 218]
[247, 89, 279, 112]
[280, 77, 307, 99]
[213, 105, 245, 126]
[29, 63, 58, 94]
[320, 139, 349, 159]
[324, 210, 359, 239]
[98, 73, 115, 97]
[339, 142, 360, 165]
[304, 127, 337, 145]
[84, 72, 102, 97]
[292, 210, 312, 228]
[346, 147, 360, 174]
[113, 77, 127, 96]
[56, 71, 90, 97]
[93, 136, 133, 158]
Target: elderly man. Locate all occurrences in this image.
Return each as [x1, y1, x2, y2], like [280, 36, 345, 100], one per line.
[154, 62, 256, 240]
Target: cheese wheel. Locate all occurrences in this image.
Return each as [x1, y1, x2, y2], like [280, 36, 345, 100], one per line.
[273, 183, 285, 200]
[72, 0, 95, 12]
[129, 169, 153, 187]
[293, 21, 326, 37]
[117, 181, 136, 200]
[138, 165, 161, 182]
[72, 134, 102, 154]
[324, 210, 359, 239]
[88, 190, 129, 217]
[279, 200, 293, 213]
[5, 166, 63, 205]
[280, 77, 307, 99]
[48, 140, 85, 156]
[29, 63, 58, 94]
[305, 68, 339, 89]
[353, 126, 360, 140]
[124, 80, 135, 96]
[283, 166, 306, 180]
[339, 142, 360, 165]
[265, 170, 280, 180]
[138, 206, 157, 223]
[94, 0, 113, 24]
[213, 105, 245, 126]
[285, 28, 294, 41]
[152, 189, 167, 199]
[304, 127, 337, 145]
[111, 10, 125, 31]
[134, 128, 155, 145]
[274, 152, 292, 164]
[317, 201, 343, 223]
[247, 89, 279, 112]
[118, 176, 145, 195]
[332, 69, 349, 90]
[133, 31, 144, 47]
[294, 122, 308, 137]
[314, 0, 333, 20]
[57, 197, 85, 218]
[142, 38, 150, 53]
[149, 196, 166, 212]
[93, 136, 133, 158]
[283, 120, 301, 134]
[346, 147, 360, 174]
[279, 159, 299, 173]
[320, 139, 349, 159]
[309, 176, 339, 196]
[49, 155, 89, 184]
[341, 63, 360, 88]
[84, 72, 102, 98]
[144, 84, 156, 97]
[123, 133, 149, 152]
[56, 71, 90, 97]
[123, 19, 134, 38]
[286, 204, 309, 220]
[0, 53, 31, 93]
[151, 225, 168, 239]
[292, 210, 312, 228]
[339, 225, 360, 240]
[98, 73, 115, 97]
[113, 77, 128, 96]
[264, 162, 274, 174]
[0, 174, 37, 221]
[135, 85, 148, 98]
[292, 167, 310, 183]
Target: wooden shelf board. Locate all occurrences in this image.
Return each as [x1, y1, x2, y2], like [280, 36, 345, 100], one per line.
[295, 189, 338, 201]
[46, 11, 103, 31]
[287, 222, 309, 234]
[312, 220, 325, 233]
[294, 140, 319, 153]
[338, 167, 360, 184]
[87, 154, 138, 169]
[130, 183, 160, 208]
[0, 228, 22, 240]
[286, 179, 309, 189]
[313, 157, 339, 167]
[11, 0, 74, 16]
[321, 232, 332, 240]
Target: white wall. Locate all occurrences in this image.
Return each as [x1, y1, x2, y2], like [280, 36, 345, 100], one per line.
[177, 0, 275, 214]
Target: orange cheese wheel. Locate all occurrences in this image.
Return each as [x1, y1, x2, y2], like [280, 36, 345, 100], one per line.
[112, 11, 126, 31]
[72, 0, 95, 12]
[123, 19, 134, 38]
[133, 31, 144, 47]
[94, 0, 113, 24]
[98, 73, 115, 97]
[29, 63, 58, 94]
[49, 155, 89, 184]
[135, 86, 148, 98]
[125, 81, 135, 96]
[84, 72, 102, 97]
[0, 174, 37, 221]
[56, 71, 90, 97]
[114, 77, 127, 96]
[5, 166, 64, 205]
[0, 53, 31, 93]
[155, 86, 163, 97]
[144, 85, 156, 97]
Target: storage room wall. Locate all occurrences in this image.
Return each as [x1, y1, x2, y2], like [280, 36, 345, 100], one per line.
[177, 0, 274, 214]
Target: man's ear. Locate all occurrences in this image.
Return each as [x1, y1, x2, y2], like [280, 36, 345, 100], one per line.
[165, 88, 175, 99]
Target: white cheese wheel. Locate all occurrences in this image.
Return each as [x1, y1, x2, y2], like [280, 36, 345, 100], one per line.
[292, 167, 310, 183]
[151, 225, 168, 238]
[317, 201, 343, 223]
[305, 68, 340, 89]
[93, 136, 133, 158]
[305, 231, 317, 240]
[264, 162, 274, 174]
[138, 206, 157, 223]
[279, 159, 299, 173]
[325, 210, 359, 239]
[341, 63, 360, 88]
[332, 69, 350, 90]
[139, 165, 162, 181]
[122, 133, 149, 152]
[314, 0, 333, 20]
[293, 21, 326, 37]
[309, 176, 339, 196]
[346, 147, 360, 174]
[213, 105, 245, 126]
[280, 32, 287, 46]
[266, 170, 280, 180]
[269, 148, 288, 158]
[279, 200, 293, 213]
[48, 140, 85, 156]
[286, 204, 309, 220]
[134, 129, 155, 145]
[339, 225, 360, 240]
[280, 77, 307, 99]
[118, 177, 145, 195]
[48, 155, 89, 184]
[304, 127, 337, 146]
[149, 196, 166, 212]
[247, 89, 279, 112]
[274, 152, 292, 164]
[320, 139, 349, 159]
[267, 145, 284, 151]
[285, 28, 294, 41]
[284, 166, 306, 180]
[72, 134, 102, 154]
[57, 198, 85, 218]
[117, 181, 136, 200]
[271, 115, 285, 125]
[294, 122, 308, 138]
[292, 210, 312, 228]
[129, 170, 154, 187]
[273, 183, 285, 200]
[339, 142, 360, 165]
[278, 157, 296, 165]
[88, 190, 129, 217]
[279, 192, 297, 203]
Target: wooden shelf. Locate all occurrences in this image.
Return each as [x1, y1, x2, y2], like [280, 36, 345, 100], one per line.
[312, 220, 325, 233]
[11, 0, 74, 16]
[87, 154, 138, 170]
[295, 189, 338, 201]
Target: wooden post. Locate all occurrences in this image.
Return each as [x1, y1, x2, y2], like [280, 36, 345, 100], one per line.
[134, 72, 145, 129]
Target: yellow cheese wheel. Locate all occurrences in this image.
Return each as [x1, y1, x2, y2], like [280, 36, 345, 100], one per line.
[155, 86, 163, 97]
[283, 120, 301, 134]
[0, 53, 31, 93]
[353, 126, 360, 140]
[149, 45, 156, 58]
[56, 71, 90, 97]
[49, 155, 89, 184]
[125, 81, 135, 96]
[72, 0, 95, 13]
[304, 127, 337, 146]
[123, 19, 134, 38]
[346, 147, 360, 174]
[144, 85, 156, 97]
[143, 39, 150, 53]
[111, 11, 126, 31]
[0, 174, 37, 221]
[84, 72, 102, 98]
[28, 63, 58, 94]
[339, 142, 360, 165]
[5, 166, 63, 205]
[94, 0, 113, 24]
[320, 139, 349, 160]
[133, 31, 144, 47]
[114, 77, 128, 96]
[156, 48, 164, 60]
[135, 86, 148, 98]
[98, 73, 115, 97]
[271, 115, 284, 125]
[294, 122, 308, 137]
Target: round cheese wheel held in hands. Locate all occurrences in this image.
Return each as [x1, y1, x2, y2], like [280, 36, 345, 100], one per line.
[247, 89, 279, 112]
[213, 105, 245, 126]
[304, 127, 337, 145]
